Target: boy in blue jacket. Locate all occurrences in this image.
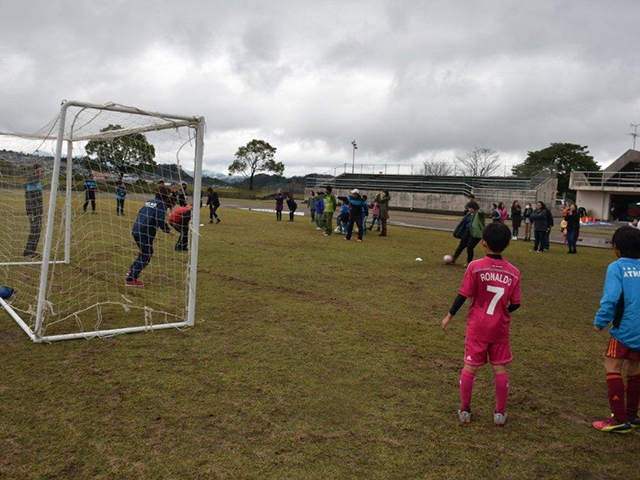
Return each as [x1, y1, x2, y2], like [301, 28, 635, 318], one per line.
[125, 186, 173, 286]
[593, 226, 640, 433]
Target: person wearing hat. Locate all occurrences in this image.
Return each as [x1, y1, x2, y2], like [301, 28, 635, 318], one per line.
[125, 185, 174, 287]
[338, 189, 368, 242]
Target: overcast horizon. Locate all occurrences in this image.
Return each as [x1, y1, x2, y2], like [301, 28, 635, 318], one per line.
[2, 1, 639, 177]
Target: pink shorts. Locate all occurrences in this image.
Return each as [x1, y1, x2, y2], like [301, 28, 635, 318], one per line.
[464, 338, 513, 367]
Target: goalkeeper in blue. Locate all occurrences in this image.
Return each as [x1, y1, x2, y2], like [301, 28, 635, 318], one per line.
[593, 226, 640, 433]
[125, 186, 173, 287]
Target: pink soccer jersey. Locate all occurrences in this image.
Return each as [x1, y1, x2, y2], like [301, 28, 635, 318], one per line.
[458, 256, 521, 343]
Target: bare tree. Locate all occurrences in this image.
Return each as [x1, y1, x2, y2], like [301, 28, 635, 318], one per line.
[456, 147, 501, 177]
[420, 158, 454, 176]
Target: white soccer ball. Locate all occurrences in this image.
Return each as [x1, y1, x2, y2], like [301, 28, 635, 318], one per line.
[443, 254, 454, 264]
[415, 257, 423, 262]
[199, 224, 204, 227]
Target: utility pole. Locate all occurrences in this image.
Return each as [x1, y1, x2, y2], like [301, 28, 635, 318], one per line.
[351, 140, 357, 174]
[630, 123, 640, 150]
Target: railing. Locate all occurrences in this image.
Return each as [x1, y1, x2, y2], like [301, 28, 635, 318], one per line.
[324, 164, 419, 176]
[305, 173, 549, 196]
[570, 171, 640, 189]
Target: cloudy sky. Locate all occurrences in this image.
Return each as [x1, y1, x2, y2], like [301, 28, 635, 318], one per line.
[1, 1, 639, 176]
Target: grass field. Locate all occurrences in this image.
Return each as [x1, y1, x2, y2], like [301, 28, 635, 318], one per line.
[1, 206, 639, 479]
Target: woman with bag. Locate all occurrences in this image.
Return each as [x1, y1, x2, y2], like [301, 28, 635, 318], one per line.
[449, 201, 485, 266]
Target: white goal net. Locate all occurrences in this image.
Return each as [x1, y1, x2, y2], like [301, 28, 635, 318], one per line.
[0, 101, 204, 342]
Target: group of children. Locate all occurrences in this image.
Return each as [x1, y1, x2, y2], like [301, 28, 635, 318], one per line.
[442, 218, 640, 433]
[306, 187, 391, 241]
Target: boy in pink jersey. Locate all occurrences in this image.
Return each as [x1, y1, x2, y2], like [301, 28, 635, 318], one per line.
[441, 222, 521, 426]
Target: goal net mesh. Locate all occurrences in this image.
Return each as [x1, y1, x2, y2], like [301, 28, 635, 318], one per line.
[0, 102, 203, 341]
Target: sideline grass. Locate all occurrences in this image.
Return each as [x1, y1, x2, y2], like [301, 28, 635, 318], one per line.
[1, 207, 639, 478]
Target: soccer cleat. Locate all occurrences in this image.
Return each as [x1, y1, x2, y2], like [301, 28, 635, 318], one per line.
[592, 416, 632, 433]
[493, 412, 507, 426]
[356, 239, 362, 242]
[628, 417, 640, 429]
[125, 279, 144, 287]
[216, 218, 221, 224]
[458, 410, 471, 424]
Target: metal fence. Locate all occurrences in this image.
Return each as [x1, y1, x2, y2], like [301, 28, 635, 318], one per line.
[570, 171, 640, 189]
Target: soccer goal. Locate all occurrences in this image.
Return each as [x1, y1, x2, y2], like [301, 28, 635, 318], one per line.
[0, 101, 205, 342]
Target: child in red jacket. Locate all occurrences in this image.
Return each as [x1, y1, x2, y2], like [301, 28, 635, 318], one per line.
[168, 205, 192, 252]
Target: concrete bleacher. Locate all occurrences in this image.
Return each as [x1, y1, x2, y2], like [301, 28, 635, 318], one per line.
[304, 171, 556, 214]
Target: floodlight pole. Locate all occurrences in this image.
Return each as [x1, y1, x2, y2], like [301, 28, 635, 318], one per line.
[351, 140, 357, 174]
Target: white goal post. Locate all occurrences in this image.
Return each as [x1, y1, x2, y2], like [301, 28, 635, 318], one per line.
[0, 101, 205, 342]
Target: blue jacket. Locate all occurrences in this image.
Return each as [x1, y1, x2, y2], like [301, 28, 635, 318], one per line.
[338, 195, 367, 218]
[84, 179, 98, 198]
[25, 173, 43, 216]
[132, 196, 171, 238]
[594, 257, 640, 350]
[115, 186, 127, 200]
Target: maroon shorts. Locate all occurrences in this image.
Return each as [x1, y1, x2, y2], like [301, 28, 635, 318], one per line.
[605, 337, 640, 361]
[464, 338, 513, 367]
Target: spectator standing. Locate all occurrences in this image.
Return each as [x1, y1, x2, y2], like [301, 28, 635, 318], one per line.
[498, 202, 508, 224]
[522, 203, 533, 241]
[361, 195, 369, 235]
[322, 186, 337, 236]
[274, 189, 285, 221]
[286, 195, 298, 221]
[564, 203, 580, 254]
[369, 196, 381, 231]
[205, 187, 221, 224]
[510, 201, 522, 240]
[378, 190, 391, 237]
[307, 191, 316, 223]
[338, 189, 367, 242]
[529, 201, 550, 253]
[177, 182, 188, 207]
[490, 203, 501, 223]
[314, 193, 325, 230]
[115, 181, 127, 216]
[83, 174, 98, 213]
[543, 204, 555, 251]
[23, 164, 44, 258]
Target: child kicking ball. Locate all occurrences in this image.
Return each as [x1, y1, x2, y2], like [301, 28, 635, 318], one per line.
[440, 223, 521, 426]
